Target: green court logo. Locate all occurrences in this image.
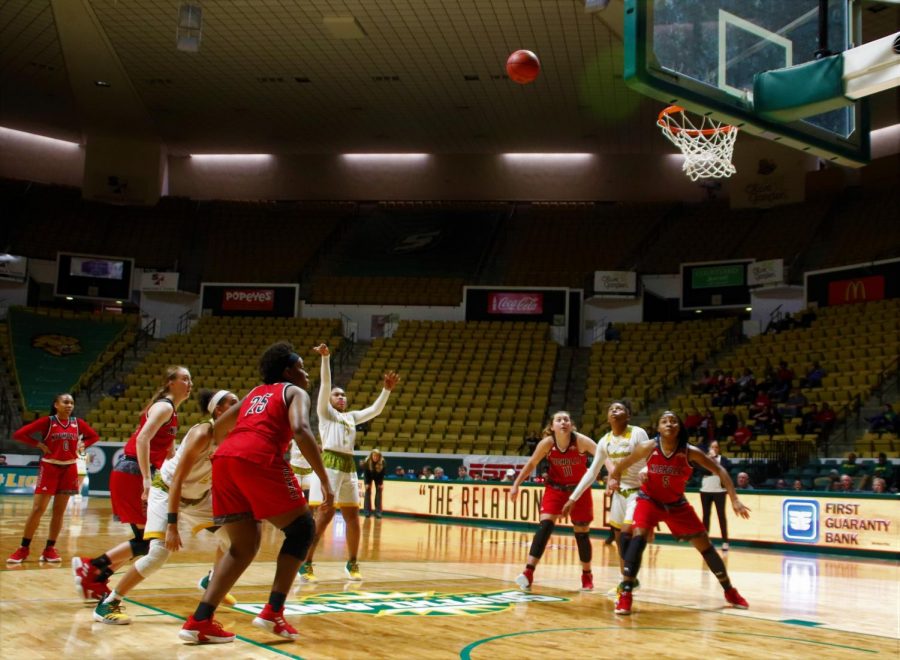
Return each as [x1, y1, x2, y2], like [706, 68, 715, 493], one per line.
[234, 590, 568, 617]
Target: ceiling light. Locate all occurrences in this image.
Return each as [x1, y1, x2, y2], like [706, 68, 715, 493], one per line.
[0, 126, 80, 149]
[745, 307, 752, 311]
[189, 154, 272, 161]
[501, 153, 594, 162]
[341, 153, 430, 161]
[94, 80, 111, 87]
[65, 296, 74, 301]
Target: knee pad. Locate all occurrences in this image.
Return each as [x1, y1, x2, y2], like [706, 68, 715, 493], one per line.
[574, 531, 592, 563]
[280, 512, 315, 560]
[129, 538, 150, 557]
[529, 519, 555, 559]
[134, 539, 170, 578]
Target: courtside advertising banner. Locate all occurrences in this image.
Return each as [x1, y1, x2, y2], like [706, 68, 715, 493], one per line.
[381, 482, 898, 556]
[805, 258, 900, 308]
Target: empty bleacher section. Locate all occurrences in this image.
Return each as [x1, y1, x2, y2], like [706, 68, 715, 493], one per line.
[494, 202, 669, 287]
[638, 199, 831, 274]
[351, 320, 556, 455]
[308, 204, 504, 305]
[7, 307, 135, 419]
[812, 188, 900, 269]
[582, 318, 735, 437]
[88, 316, 342, 442]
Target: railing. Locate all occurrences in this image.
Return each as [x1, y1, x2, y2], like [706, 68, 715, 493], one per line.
[176, 311, 192, 335]
[729, 439, 816, 473]
[876, 354, 899, 404]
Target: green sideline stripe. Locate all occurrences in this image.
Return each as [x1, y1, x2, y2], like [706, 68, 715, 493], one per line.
[123, 597, 307, 659]
[458, 626, 879, 659]
[782, 619, 824, 627]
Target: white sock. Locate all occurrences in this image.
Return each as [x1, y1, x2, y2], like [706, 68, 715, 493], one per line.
[104, 590, 122, 604]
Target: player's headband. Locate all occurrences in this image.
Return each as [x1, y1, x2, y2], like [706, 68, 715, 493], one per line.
[207, 390, 232, 413]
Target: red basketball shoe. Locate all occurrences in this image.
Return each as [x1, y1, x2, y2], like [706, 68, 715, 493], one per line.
[614, 590, 633, 615]
[724, 587, 749, 609]
[252, 604, 299, 639]
[515, 568, 534, 591]
[581, 571, 594, 592]
[6, 546, 29, 564]
[179, 616, 235, 644]
[40, 546, 62, 563]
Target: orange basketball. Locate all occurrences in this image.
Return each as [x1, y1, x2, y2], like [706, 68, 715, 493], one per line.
[506, 49, 541, 84]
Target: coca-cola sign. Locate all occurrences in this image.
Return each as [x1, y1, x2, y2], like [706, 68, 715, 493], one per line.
[487, 292, 543, 315]
[222, 288, 275, 311]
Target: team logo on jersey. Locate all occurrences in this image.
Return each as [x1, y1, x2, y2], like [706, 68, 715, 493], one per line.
[233, 590, 567, 617]
[31, 334, 82, 356]
[783, 499, 819, 543]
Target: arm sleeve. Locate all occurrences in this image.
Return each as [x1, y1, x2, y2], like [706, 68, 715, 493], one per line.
[317, 355, 335, 421]
[569, 440, 608, 501]
[351, 388, 391, 424]
[12, 417, 51, 447]
[78, 419, 101, 447]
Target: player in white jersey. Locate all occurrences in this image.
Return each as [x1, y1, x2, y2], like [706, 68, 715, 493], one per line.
[93, 389, 239, 624]
[562, 400, 649, 595]
[301, 343, 399, 583]
[290, 439, 318, 500]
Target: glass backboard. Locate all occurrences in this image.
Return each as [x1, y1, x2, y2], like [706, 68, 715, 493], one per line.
[624, 0, 870, 166]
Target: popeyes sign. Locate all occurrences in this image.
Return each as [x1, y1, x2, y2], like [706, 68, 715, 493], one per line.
[487, 292, 543, 315]
[222, 288, 275, 311]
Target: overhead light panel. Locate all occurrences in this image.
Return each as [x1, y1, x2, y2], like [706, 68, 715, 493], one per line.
[324, 16, 367, 39]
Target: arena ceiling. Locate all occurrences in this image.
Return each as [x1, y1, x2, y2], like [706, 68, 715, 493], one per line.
[1, 0, 898, 155]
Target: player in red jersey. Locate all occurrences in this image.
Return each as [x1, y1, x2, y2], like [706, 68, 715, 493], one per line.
[179, 341, 333, 645]
[608, 411, 751, 615]
[509, 411, 601, 592]
[72, 366, 192, 600]
[7, 393, 100, 564]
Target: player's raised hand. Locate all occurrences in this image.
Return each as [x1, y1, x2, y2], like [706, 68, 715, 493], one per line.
[383, 371, 401, 391]
[313, 343, 330, 356]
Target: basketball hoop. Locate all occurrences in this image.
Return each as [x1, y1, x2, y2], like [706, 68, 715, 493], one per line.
[657, 106, 738, 181]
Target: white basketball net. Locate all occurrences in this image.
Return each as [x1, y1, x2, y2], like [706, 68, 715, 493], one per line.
[658, 106, 738, 181]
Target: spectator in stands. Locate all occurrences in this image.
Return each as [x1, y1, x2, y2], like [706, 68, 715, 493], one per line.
[773, 361, 795, 401]
[735, 368, 756, 404]
[817, 403, 837, 441]
[841, 452, 859, 476]
[736, 472, 754, 490]
[866, 403, 899, 435]
[405, 469, 416, 480]
[457, 465, 472, 481]
[501, 468, 516, 483]
[871, 477, 887, 494]
[433, 466, 448, 481]
[797, 404, 821, 437]
[522, 430, 541, 454]
[683, 408, 703, 436]
[835, 474, 855, 492]
[419, 465, 433, 480]
[391, 466, 405, 479]
[799, 308, 817, 328]
[718, 407, 740, 441]
[108, 380, 126, 399]
[750, 389, 771, 418]
[732, 425, 752, 450]
[801, 362, 826, 388]
[752, 405, 775, 437]
[0, 455, 6, 466]
[872, 453, 894, 484]
[792, 479, 804, 491]
[781, 388, 808, 419]
[604, 322, 621, 342]
[692, 370, 715, 395]
[698, 408, 717, 445]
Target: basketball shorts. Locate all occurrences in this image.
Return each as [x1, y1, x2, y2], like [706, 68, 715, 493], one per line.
[35, 461, 78, 496]
[632, 497, 706, 539]
[308, 467, 359, 508]
[608, 488, 640, 529]
[211, 455, 306, 523]
[291, 464, 315, 492]
[110, 469, 147, 525]
[143, 485, 215, 540]
[541, 486, 593, 523]
[76, 457, 87, 477]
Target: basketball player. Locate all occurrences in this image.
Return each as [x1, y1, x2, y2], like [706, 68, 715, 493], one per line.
[510, 411, 601, 592]
[361, 449, 386, 518]
[608, 411, 750, 615]
[300, 343, 399, 583]
[7, 393, 100, 564]
[93, 389, 240, 624]
[73, 366, 192, 601]
[179, 342, 333, 644]
[561, 400, 650, 595]
[290, 438, 317, 501]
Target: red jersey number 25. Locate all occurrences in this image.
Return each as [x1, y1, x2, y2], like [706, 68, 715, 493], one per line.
[246, 394, 272, 416]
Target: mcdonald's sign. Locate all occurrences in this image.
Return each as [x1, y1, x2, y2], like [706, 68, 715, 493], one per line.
[827, 275, 885, 306]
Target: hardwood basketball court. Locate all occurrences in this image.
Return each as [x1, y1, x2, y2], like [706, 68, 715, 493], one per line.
[1, 495, 897, 659]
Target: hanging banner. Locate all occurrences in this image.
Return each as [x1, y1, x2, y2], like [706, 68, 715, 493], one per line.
[748, 259, 785, 287]
[593, 271, 638, 296]
[139, 271, 180, 292]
